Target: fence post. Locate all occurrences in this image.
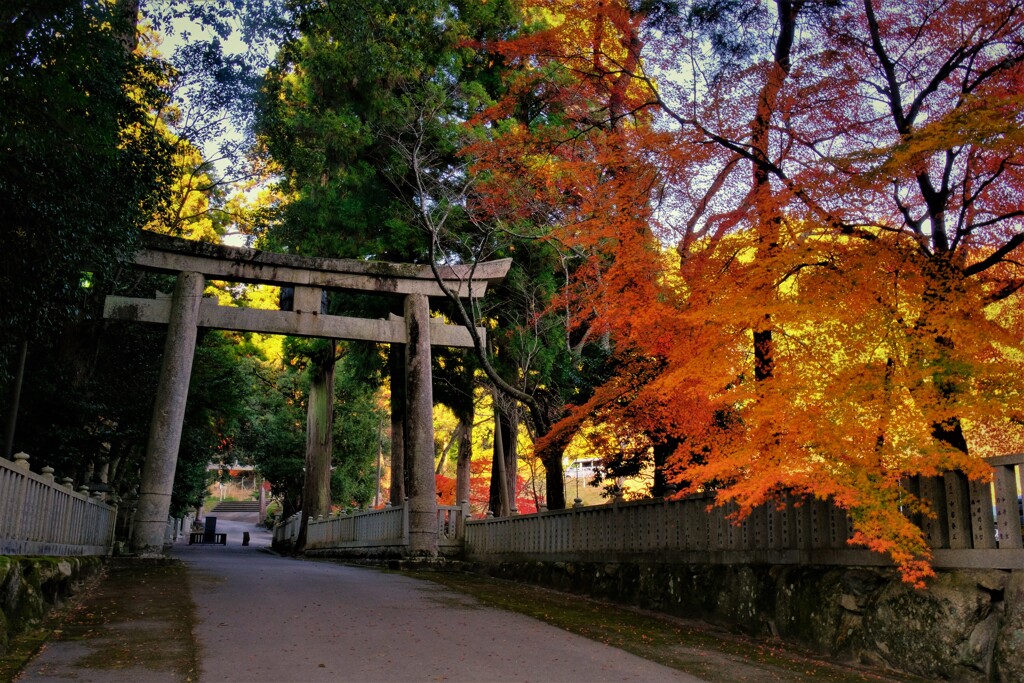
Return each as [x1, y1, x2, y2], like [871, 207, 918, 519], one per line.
[39, 465, 55, 544]
[458, 500, 470, 541]
[943, 471, 972, 550]
[810, 498, 828, 549]
[574, 507, 582, 552]
[994, 465, 1022, 548]
[12, 453, 31, 541]
[402, 499, 410, 546]
[918, 476, 949, 548]
[968, 478, 996, 550]
[107, 499, 119, 554]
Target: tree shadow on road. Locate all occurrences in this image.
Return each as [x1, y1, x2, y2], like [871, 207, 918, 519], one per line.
[407, 570, 922, 683]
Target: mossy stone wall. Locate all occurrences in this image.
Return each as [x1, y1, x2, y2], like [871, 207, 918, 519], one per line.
[0, 556, 104, 657]
[474, 560, 1023, 682]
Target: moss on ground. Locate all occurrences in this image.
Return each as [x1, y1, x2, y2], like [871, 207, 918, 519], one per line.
[0, 556, 104, 682]
[2, 559, 198, 683]
[1, 626, 49, 683]
[408, 570, 921, 683]
[0, 565, 105, 683]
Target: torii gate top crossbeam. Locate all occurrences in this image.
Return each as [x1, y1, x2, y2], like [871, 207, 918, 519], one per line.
[104, 232, 510, 348]
[131, 231, 510, 299]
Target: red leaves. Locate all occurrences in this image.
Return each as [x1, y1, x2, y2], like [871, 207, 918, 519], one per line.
[466, 0, 1024, 584]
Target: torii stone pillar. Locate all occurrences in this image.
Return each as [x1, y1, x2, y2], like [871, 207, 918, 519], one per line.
[404, 293, 437, 555]
[131, 271, 204, 555]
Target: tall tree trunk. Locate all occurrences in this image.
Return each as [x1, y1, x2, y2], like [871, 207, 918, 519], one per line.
[533, 390, 567, 510]
[113, 0, 140, 52]
[388, 343, 406, 504]
[450, 349, 475, 507]
[750, 1, 802, 381]
[505, 405, 519, 512]
[489, 400, 511, 516]
[542, 450, 566, 511]
[298, 343, 335, 550]
[652, 437, 679, 498]
[911, 258, 972, 459]
[455, 410, 473, 506]
[435, 425, 458, 475]
[539, 424, 570, 511]
[2, 338, 27, 459]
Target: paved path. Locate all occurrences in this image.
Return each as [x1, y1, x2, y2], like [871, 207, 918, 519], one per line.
[180, 515, 702, 682]
[19, 514, 701, 682]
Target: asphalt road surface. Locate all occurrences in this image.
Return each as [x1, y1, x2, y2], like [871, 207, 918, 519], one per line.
[179, 514, 703, 682]
[16, 512, 703, 683]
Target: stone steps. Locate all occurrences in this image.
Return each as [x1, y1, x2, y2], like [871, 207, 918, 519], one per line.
[211, 501, 260, 512]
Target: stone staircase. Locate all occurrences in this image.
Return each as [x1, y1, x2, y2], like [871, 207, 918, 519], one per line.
[211, 501, 261, 513]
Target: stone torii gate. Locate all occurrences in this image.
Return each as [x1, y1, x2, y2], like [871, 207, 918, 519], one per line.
[104, 232, 509, 556]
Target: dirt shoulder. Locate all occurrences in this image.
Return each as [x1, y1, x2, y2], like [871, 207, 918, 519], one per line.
[7, 548, 920, 683]
[10, 559, 197, 683]
[407, 570, 920, 683]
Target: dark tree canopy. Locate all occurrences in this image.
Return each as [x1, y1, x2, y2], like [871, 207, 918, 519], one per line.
[0, 1, 174, 380]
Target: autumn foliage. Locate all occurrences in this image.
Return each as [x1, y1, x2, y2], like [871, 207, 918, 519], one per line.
[436, 462, 539, 515]
[466, 0, 1024, 585]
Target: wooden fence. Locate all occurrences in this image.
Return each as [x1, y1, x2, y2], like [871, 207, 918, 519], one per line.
[0, 453, 117, 556]
[274, 503, 469, 552]
[273, 510, 303, 547]
[465, 455, 1024, 569]
[306, 505, 407, 550]
[267, 456, 1022, 569]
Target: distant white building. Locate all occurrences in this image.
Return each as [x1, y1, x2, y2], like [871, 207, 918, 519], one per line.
[564, 458, 602, 478]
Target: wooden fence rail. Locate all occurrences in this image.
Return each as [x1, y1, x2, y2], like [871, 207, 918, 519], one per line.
[465, 456, 1024, 569]
[273, 511, 302, 546]
[305, 505, 408, 550]
[268, 457, 1022, 570]
[0, 453, 117, 556]
[275, 503, 471, 551]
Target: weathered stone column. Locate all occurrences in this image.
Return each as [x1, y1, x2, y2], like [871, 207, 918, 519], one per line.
[131, 271, 204, 555]
[404, 293, 437, 556]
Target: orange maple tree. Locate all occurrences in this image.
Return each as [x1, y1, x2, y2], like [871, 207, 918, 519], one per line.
[467, 0, 1024, 584]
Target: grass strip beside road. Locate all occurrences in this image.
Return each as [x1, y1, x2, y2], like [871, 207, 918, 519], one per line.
[407, 570, 914, 683]
[2, 559, 198, 683]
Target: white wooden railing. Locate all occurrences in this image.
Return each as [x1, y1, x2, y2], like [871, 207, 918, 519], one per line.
[465, 455, 1024, 570]
[270, 457, 1022, 570]
[435, 504, 467, 548]
[274, 503, 471, 551]
[273, 510, 303, 546]
[306, 505, 408, 549]
[0, 453, 117, 556]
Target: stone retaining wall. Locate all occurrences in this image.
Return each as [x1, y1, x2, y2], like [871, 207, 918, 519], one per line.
[474, 560, 1023, 681]
[0, 556, 104, 657]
